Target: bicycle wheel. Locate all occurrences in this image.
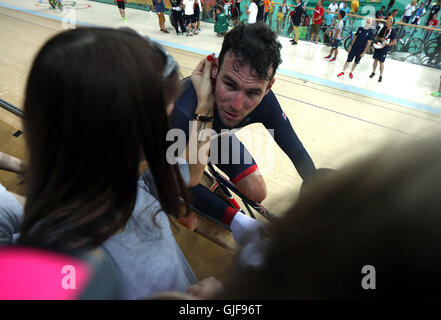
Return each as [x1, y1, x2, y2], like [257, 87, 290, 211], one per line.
[424, 40, 439, 57]
[343, 36, 352, 52]
[408, 38, 425, 55]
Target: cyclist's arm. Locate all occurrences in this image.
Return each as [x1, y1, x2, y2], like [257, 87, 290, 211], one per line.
[254, 90, 316, 180]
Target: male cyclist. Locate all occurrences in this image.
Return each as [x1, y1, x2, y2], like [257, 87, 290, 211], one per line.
[171, 23, 316, 246]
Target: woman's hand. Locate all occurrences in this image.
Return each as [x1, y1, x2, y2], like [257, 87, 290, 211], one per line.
[191, 55, 216, 109]
[187, 277, 223, 299]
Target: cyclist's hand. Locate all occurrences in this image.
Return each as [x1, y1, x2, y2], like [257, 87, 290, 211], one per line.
[360, 52, 365, 57]
[191, 55, 216, 107]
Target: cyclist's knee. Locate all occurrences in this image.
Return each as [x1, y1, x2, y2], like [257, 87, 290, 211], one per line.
[235, 172, 267, 203]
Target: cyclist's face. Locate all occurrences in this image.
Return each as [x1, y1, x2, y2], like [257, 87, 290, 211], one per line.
[212, 52, 275, 128]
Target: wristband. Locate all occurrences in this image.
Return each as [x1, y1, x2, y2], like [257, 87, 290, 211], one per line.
[193, 113, 214, 122]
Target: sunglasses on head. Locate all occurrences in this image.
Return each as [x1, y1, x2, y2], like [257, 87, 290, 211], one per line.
[119, 27, 178, 79]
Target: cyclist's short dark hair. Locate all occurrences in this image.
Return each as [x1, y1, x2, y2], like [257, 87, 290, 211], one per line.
[339, 10, 346, 19]
[218, 23, 282, 80]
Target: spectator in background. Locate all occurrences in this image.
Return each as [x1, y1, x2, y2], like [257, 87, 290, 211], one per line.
[224, 0, 231, 20]
[426, 0, 440, 25]
[268, 0, 275, 27]
[341, 1, 350, 26]
[153, 0, 169, 33]
[290, 0, 304, 45]
[329, 0, 339, 16]
[183, 0, 196, 36]
[310, 0, 324, 44]
[425, 0, 433, 9]
[264, 0, 273, 23]
[338, 0, 345, 10]
[324, 10, 334, 30]
[246, 0, 258, 24]
[324, 10, 345, 62]
[257, 0, 265, 22]
[230, 0, 242, 27]
[388, 8, 398, 21]
[350, 0, 359, 25]
[337, 17, 374, 79]
[276, 6, 284, 33]
[376, 5, 386, 20]
[412, 1, 427, 24]
[194, 0, 202, 34]
[370, 18, 397, 82]
[375, 5, 386, 31]
[214, 6, 229, 36]
[171, 0, 186, 35]
[402, 0, 417, 23]
[114, 0, 128, 21]
[386, 0, 395, 16]
[281, 0, 289, 30]
[424, 12, 439, 39]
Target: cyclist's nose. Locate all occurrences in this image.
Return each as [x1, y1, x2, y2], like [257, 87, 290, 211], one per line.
[230, 92, 244, 111]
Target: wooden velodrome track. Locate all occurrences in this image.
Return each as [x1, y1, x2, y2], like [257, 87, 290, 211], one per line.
[1, 6, 441, 284]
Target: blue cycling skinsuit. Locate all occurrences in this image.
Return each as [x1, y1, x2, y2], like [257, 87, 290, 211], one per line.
[170, 77, 315, 226]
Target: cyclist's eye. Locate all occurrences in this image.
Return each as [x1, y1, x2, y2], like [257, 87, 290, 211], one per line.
[225, 82, 235, 90]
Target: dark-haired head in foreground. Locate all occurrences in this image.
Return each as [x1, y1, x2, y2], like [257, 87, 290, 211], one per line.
[222, 136, 441, 299]
[20, 27, 190, 251]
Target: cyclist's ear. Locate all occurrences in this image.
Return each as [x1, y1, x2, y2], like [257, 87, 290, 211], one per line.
[211, 60, 218, 79]
[265, 78, 276, 95]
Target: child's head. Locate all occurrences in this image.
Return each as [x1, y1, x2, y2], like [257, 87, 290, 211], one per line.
[338, 9, 345, 19]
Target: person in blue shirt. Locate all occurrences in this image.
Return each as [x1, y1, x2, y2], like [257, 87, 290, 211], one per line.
[170, 23, 316, 244]
[337, 17, 374, 79]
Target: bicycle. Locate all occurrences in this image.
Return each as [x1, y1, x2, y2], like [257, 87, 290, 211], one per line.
[195, 162, 277, 228]
[343, 26, 356, 51]
[394, 27, 425, 55]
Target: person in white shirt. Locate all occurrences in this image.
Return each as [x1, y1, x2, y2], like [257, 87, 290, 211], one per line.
[183, 0, 195, 36]
[339, 0, 345, 10]
[194, 0, 202, 34]
[247, 0, 258, 24]
[411, 1, 427, 24]
[402, 0, 417, 23]
[329, 0, 339, 13]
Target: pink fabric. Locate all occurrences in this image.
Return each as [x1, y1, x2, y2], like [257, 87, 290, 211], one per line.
[0, 247, 92, 300]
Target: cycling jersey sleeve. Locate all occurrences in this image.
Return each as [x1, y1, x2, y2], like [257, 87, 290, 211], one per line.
[252, 90, 316, 180]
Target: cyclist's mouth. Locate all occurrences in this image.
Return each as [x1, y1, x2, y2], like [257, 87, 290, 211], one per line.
[223, 110, 239, 121]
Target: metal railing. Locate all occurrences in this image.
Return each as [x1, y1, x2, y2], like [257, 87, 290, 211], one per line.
[0, 98, 23, 118]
